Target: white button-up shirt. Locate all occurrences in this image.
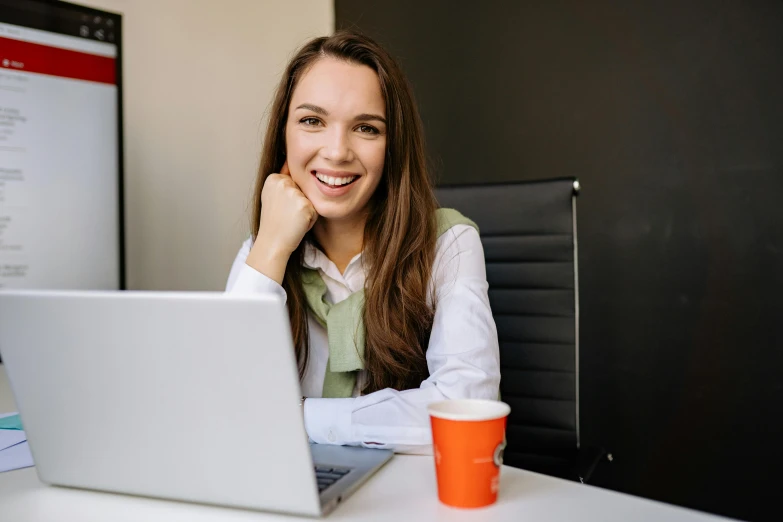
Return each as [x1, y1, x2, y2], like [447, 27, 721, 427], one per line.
[225, 224, 500, 454]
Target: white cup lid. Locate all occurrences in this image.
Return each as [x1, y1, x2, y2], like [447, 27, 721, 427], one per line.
[428, 399, 510, 421]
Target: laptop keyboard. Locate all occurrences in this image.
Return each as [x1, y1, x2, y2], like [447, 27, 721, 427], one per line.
[315, 465, 351, 493]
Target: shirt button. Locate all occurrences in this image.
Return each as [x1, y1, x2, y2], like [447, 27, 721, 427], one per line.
[327, 430, 336, 443]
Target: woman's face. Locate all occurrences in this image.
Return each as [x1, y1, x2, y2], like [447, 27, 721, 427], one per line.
[285, 57, 386, 222]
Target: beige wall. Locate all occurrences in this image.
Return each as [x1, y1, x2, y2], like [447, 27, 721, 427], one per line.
[77, 0, 334, 290]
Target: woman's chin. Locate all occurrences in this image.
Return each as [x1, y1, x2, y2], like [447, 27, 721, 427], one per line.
[311, 202, 359, 222]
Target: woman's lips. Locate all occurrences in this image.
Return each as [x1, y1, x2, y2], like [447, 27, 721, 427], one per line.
[311, 170, 360, 197]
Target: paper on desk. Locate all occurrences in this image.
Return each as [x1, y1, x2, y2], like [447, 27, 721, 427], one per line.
[0, 428, 25, 452]
[0, 440, 34, 473]
[0, 412, 23, 430]
[0, 412, 26, 452]
[0, 411, 34, 472]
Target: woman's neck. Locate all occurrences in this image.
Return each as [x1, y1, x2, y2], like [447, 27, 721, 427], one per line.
[312, 214, 366, 274]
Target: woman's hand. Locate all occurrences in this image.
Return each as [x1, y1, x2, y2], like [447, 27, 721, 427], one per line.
[259, 161, 319, 255]
[246, 162, 318, 284]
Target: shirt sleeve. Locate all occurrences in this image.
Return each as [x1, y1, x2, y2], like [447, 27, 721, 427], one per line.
[303, 225, 500, 454]
[225, 238, 287, 302]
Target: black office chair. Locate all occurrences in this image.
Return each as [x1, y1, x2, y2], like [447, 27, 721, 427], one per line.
[436, 178, 607, 483]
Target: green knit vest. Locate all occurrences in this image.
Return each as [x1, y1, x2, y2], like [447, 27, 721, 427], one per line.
[300, 208, 478, 398]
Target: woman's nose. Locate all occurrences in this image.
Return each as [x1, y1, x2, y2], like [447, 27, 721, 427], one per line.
[320, 128, 352, 163]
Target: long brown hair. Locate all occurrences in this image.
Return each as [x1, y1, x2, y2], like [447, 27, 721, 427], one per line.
[250, 31, 438, 393]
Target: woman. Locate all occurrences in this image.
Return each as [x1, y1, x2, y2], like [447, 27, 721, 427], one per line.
[226, 31, 499, 454]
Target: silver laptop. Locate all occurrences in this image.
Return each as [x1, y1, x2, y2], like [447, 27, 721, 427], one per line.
[0, 290, 392, 517]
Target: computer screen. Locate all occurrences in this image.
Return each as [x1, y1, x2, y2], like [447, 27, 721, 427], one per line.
[0, 0, 123, 290]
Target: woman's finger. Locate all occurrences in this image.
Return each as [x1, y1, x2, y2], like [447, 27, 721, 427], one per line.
[280, 160, 290, 176]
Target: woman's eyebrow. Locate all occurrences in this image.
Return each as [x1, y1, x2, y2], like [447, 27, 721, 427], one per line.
[295, 103, 328, 115]
[295, 104, 387, 125]
[354, 113, 387, 125]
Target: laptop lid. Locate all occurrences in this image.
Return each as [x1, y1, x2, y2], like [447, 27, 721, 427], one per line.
[0, 291, 322, 516]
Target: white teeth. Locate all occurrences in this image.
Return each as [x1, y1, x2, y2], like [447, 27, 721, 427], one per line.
[315, 172, 357, 186]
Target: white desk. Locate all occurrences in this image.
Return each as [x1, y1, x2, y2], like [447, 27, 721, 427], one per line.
[0, 365, 734, 521]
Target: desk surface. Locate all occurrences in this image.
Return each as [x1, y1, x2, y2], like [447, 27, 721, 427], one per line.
[0, 365, 733, 522]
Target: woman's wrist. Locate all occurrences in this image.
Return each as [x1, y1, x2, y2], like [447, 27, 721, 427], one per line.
[246, 236, 291, 285]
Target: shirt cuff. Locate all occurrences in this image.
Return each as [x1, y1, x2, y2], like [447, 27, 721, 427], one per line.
[304, 398, 356, 446]
[227, 264, 287, 302]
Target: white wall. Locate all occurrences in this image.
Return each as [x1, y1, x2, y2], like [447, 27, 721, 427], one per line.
[77, 0, 334, 290]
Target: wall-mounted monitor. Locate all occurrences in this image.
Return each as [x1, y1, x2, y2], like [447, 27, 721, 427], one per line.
[0, 0, 124, 290]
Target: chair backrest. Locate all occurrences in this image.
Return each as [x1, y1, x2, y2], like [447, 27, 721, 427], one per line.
[435, 178, 581, 470]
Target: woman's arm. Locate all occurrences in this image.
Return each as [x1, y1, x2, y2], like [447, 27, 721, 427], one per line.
[227, 162, 318, 297]
[303, 225, 500, 454]
[225, 238, 288, 301]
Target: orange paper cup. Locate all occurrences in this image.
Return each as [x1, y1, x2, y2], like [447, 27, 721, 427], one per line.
[428, 399, 510, 508]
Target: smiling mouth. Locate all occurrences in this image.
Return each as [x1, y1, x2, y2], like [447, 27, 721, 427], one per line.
[312, 170, 359, 187]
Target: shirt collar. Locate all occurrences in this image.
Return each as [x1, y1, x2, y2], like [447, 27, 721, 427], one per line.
[303, 242, 365, 279]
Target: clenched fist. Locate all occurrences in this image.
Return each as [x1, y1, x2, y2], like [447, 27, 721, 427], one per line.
[246, 162, 319, 284]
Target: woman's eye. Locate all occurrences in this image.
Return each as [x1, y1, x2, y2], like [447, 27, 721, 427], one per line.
[300, 117, 322, 126]
[357, 124, 379, 134]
